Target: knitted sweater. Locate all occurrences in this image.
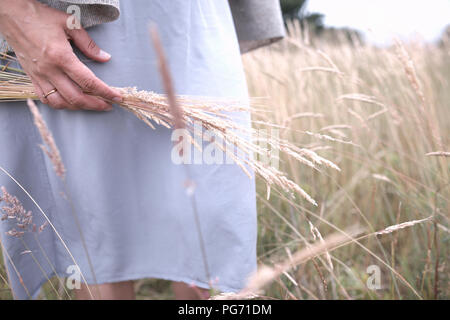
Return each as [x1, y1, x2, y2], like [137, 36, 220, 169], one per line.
[0, 0, 285, 54]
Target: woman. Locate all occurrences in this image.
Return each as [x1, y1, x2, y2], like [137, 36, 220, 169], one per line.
[0, 0, 284, 299]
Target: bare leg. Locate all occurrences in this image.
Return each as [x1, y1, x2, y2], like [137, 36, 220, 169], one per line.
[75, 280, 135, 300]
[172, 281, 210, 300]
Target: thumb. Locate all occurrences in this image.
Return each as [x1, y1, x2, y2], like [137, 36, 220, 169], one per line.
[66, 27, 111, 62]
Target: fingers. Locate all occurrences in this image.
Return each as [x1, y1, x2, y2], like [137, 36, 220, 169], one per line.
[49, 73, 112, 111]
[64, 27, 123, 103]
[39, 80, 74, 110]
[37, 73, 112, 111]
[66, 27, 112, 63]
[62, 54, 122, 103]
[32, 47, 119, 111]
[31, 77, 67, 111]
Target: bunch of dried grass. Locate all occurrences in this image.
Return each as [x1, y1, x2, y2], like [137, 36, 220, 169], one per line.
[0, 53, 340, 206]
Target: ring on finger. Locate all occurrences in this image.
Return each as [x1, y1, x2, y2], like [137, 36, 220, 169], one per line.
[43, 88, 58, 99]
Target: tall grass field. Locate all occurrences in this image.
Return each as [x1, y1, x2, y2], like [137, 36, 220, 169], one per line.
[244, 29, 449, 300]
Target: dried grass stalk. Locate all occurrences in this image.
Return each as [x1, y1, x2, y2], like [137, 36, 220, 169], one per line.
[215, 226, 364, 300]
[375, 216, 432, 235]
[27, 99, 66, 180]
[425, 151, 450, 157]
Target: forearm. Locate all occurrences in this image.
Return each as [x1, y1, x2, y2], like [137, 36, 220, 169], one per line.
[0, 0, 40, 44]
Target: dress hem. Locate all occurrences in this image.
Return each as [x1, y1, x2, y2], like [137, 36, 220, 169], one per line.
[25, 269, 246, 300]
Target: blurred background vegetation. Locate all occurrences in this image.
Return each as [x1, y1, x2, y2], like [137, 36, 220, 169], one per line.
[280, 0, 449, 45]
[280, 0, 365, 45]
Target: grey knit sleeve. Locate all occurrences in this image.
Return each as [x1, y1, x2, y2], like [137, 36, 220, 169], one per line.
[229, 0, 286, 53]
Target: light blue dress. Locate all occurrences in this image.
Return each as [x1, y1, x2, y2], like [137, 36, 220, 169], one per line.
[0, 0, 256, 299]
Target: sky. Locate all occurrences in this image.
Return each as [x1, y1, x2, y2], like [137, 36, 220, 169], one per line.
[305, 0, 450, 45]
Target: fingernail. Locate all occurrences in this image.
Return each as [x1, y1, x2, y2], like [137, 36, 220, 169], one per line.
[113, 96, 122, 103]
[99, 49, 111, 60]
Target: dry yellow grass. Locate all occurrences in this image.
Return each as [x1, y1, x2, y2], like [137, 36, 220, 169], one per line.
[242, 27, 449, 299]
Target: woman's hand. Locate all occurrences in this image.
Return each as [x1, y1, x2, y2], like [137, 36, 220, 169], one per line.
[0, 0, 122, 111]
